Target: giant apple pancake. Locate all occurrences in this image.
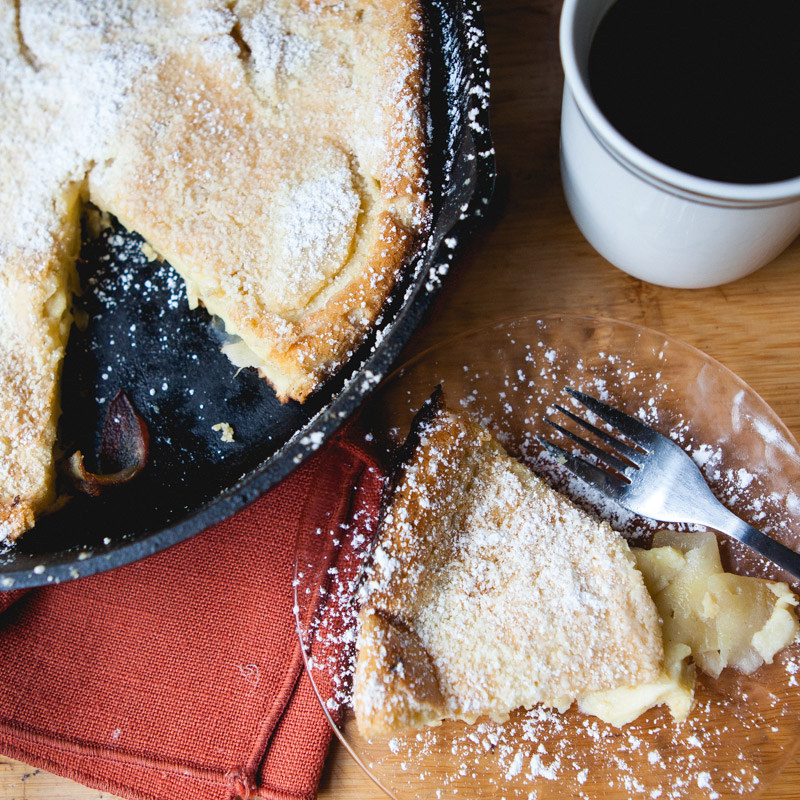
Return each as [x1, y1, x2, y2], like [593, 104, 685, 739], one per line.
[0, 0, 429, 540]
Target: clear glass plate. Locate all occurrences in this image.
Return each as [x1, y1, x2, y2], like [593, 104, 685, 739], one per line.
[294, 314, 800, 800]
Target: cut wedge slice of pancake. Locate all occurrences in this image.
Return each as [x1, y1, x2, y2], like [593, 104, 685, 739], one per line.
[353, 388, 663, 738]
[0, 0, 428, 540]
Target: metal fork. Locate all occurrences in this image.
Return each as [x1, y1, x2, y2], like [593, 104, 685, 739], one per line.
[538, 387, 800, 580]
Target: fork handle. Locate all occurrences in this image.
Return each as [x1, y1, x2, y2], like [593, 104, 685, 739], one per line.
[709, 506, 800, 581]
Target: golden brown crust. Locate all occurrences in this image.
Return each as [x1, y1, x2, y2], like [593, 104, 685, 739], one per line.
[0, 0, 428, 539]
[0, 192, 82, 541]
[353, 392, 664, 739]
[354, 609, 445, 736]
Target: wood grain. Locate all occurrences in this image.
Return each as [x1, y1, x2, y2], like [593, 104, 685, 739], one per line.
[5, 0, 800, 798]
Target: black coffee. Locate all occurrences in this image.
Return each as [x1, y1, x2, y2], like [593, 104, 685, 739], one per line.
[588, 0, 800, 184]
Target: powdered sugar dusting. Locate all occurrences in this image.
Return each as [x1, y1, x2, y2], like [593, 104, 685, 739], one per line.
[240, 7, 318, 94]
[1, 0, 160, 257]
[274, 167, 361, 306]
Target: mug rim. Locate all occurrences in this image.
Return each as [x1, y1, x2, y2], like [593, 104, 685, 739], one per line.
[559, 0, 800, 205]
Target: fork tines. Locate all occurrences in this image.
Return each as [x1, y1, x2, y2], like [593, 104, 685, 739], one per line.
[538, 387, 650, 487]
[562, 387, 655, 448]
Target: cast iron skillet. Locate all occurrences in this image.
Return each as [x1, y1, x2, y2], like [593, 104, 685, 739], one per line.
[0, 0, 495, 589]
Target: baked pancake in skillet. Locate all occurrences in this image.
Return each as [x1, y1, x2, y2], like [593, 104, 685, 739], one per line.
[0, 0, 429, 540]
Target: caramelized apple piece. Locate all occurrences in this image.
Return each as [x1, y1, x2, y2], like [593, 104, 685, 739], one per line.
[583, 531, 799, 727]
[639, 531, 797, 681]
[703, 572, 798, 676]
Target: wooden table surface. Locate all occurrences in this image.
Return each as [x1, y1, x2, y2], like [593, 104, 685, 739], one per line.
[5, 1, 800, 798]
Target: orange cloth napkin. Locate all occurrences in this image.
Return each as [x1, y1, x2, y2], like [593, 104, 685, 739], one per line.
[0, 429, 384, 800]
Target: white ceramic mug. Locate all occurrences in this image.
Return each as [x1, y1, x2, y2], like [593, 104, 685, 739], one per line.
[559, 0, 800, 289]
